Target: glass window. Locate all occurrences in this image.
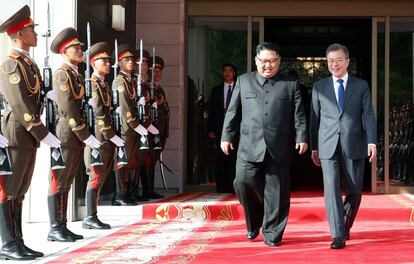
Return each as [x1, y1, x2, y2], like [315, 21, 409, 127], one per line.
[389, 17, 414, 186]
[187, 17, 247, 186]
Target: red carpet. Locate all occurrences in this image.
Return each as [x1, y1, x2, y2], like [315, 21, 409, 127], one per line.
[48, 192, 414, 263]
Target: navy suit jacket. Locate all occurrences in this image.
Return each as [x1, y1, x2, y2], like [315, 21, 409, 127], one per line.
[310, 75, 377, 160]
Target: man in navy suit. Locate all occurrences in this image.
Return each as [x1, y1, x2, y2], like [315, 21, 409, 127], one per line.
[310, 43, 377, 249]
[207, 64, 237, 193]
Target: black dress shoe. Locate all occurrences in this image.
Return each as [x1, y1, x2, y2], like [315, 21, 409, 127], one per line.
[247, 229, 260, 241]
[82, 215, 111, 230]
[113, 194, 138, 206]
[143, 192, 164, 200]
[330, 238, 346, 249]
[47, 226, 75, 242]
[62, 225, 83, 240]
[0, 241, 35, 260]
[16, 240, 44, 258]
[264, 240, 281, 247]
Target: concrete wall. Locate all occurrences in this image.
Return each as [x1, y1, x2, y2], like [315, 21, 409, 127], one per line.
[137, 0, 186, 192]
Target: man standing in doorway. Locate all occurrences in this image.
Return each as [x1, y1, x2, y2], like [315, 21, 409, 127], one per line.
[310, 43, 377, 249]
[208, 64, 238, 193]
[221, 42, 308, 247]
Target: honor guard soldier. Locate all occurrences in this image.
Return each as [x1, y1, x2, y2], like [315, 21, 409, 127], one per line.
[111, 44, 148, 205]
[83, 42, 124, 229]
[142, 56, 169, 200]
[0, 5, 61, 260]
[130, 48, 152, 202]
[48, 28, 101, 240]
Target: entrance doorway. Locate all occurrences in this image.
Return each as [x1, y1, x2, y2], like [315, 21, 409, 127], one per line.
[186, 17, 373, 192]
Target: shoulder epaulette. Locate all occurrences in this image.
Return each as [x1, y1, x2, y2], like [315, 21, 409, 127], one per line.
[0, 58, 18, 74]
[53, 68, 70, 84]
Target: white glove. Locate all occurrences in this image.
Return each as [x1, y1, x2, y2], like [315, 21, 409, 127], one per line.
[134, 124, 148, 136]
[138, 96, 145, 106]
[83, 135, 101, 149]
[88, 98, 97, 108]
[0, 134, 9, 148]
[41, 132, 61, 148]
[46, 90, 57, 102]
[116, 106, 121, 115]
[147, 124, 159, 135]
[0, 80, 4, 95]
[152, 101, 158, 109]
[110, 135, 124, 147]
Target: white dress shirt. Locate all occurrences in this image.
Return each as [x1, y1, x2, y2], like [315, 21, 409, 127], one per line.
[223, 81, 234, 109]
[332, 72, 348, 105]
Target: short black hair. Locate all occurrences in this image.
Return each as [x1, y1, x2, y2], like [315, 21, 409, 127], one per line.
[222, 63, 237, 72]
[325, 43, 350, 58]
[256, 42, 280, 56]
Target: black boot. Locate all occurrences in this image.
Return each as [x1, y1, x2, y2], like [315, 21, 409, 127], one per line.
[47, 193, 74, 242]
[0, 200, 35, 261]
[13, 200, 44, 257]
[143, 165, 164, 200]
[112, 193, 130, 206]
[83, 189, 110, 229]
[61, 192, 83, 240]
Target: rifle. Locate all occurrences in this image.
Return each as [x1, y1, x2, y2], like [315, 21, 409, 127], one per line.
[42, 2, 65, 170]
[149, 46, 162, 150]
[0, 95, 12, 175]
[112, 39, 128, 166]
[84, 22, 103, 166]
[136, 39, 149, 149]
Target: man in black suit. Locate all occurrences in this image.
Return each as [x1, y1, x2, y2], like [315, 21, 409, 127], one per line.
[221, 43, 308, 247]
[207, 64, 237, 193]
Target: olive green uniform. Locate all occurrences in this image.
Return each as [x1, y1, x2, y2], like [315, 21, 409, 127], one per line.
[154, 84, 170, 150]
[0, 49, 48, 255]
[113, 72, 146, 202]
[84, 74, 116, 191]
[0, 50, 48, 201]
[49, 63, 90, 195]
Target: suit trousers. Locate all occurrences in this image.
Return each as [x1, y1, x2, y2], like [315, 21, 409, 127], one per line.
[234, 151, 291, 242]
[320, 142, 365, 239]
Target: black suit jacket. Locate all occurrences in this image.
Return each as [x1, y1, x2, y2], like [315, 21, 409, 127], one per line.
[221, 71, 308, 163]
[207, 83, 226, 140]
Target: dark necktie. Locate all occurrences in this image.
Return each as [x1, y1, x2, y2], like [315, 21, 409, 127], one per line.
[225, 85, 232, 110]
[337, 79, 345, 111]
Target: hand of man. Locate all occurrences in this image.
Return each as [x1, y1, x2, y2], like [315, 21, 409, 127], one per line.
[0, 134, 9, 148]
[311, 150, 321, 167]
[368, 144, 377, 163]
[296, 142, 308, 155]
[82, 135, 101, 149]
[220, 141, 234, 155]
[138, 96, 146, 106]
[208, 132, 216, 139]
[110, 135, 125, 147]
[134, 124, 148, 136]
[42, 132, 61, 148]
[88, 98, 97, 108]
[147, 124, 159, 135]
[46, 90, 57, 102]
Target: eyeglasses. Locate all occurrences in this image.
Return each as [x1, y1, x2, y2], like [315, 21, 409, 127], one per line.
[256, 56, 280, 65]
[327, 57, 347, 64]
